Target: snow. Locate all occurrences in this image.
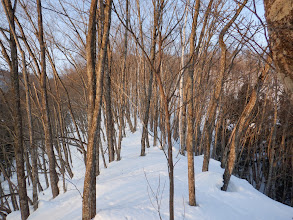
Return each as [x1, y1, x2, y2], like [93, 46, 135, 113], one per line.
[7, 125, 293, 220]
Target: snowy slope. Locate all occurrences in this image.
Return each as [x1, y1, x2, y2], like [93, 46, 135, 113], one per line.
[7, 126, 293, 220]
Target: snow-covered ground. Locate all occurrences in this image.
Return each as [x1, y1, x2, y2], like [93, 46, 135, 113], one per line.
[7, 126, 293, 220]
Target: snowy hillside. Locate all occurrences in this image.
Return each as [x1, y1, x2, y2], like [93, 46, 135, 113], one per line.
[7, 127, 293, 220]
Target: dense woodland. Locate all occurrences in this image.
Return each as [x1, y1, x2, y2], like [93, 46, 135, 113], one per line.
[0, 0, 292, 219]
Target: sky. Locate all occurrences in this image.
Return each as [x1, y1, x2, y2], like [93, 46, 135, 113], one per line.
[0, 0, 269, 75]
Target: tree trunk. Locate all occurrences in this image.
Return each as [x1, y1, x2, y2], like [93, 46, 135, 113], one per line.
[2, 0, 30, 218]
[82, 0, 99, 218]
[179, 5, 188, 155]
[37, 0, 59, 198]
[202, 0, 247, 172]
[153, 82, 158, 146]
[48, 55, 74, 178]
[82, 0, 112, 219]
[222, 58, 270, 191]
[105, 46, 115, 162]
[265, 79, 278, 196]
[154, 46, 174, 220]
[186, 0, 201, 206]
[23, 65, 39, 210]
[263, 0, 293, 100]
[140, 0, 157, 156]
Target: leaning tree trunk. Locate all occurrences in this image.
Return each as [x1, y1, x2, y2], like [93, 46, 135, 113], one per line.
[47, 54, 74, 178]
[13, 14, 47, 198]
[202, 0, 247, 172]
[221, 58, 270, 191]
[1, 0, 30, 218]
[6, 2, 39, 210]
[22, 49, 39, 211]
[265, 84, 278, 197]
[37, 0, 59, 198]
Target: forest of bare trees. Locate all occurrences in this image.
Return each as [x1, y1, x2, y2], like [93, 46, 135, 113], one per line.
[0, 0, 292, 219]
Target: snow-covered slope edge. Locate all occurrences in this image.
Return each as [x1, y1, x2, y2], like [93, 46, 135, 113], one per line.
[7, 128, 293, 220]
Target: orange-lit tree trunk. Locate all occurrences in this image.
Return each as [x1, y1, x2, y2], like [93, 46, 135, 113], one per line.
[202, 0, 247, 172]
[82, 0, 112, 219]
[1, 0, 30, 218]
[37, 0, 60, 198]
[222, 59, 270, 191]
[263, 0, 293, 100]
[186, 0, 201, 206]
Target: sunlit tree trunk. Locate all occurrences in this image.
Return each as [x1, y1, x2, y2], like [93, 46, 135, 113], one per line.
[263, 0, 293, 100]
[1, 1, 30, 218]
[202, 0, 247, 172]
[37, 0, 60, 198]
[186, 0, 201, 206]
[140, 0, 156, 156]
[82, 0, 112, 219]
[82, 0, 98, 218]
[222, 58, 270, 191]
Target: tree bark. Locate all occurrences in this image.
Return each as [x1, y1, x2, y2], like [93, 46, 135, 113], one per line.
[263, 0, 293, 101]
[82, 0, 98, 218]
[186, 0, 201, 206]
[221, 58, 270, 191]
[1, 0, 30, 218]
[202, 0, 247, 172]
[105, 45, 115, 162]
[179, 4, 188, 155]
[140, 0, 157, 156]
[265, 78, 278, 196]
[37, 0, 60, 198]
[82, 0, 112, 219]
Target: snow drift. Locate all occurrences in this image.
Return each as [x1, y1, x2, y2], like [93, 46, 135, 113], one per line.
[7, 126, 293, 220]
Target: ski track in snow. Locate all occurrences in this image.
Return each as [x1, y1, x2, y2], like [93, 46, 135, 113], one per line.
[7, 125, 293, 220]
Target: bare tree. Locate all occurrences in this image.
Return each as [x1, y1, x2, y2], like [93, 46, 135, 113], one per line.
[1, 0, 30, 218]
[37, 0, 59, 198]
[222, 58, 271, 191]
[82, 0, 99, 218]
[178, 0, 188, 155]
[202, 0, 248, 172]
[140, 0, 157, 156]
[2, 1, 40, 210]
[186, 0, 201, 206]
[82, 0, 112, 219]
[117, 0, 129, 161]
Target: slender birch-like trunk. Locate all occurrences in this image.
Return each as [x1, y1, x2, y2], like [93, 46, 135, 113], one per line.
[186, 0, 201, 206]
[140, 0, 157, 156]
[202, 0, 247, 172]
[222, 57, 270, 191]
[82, 0, 112, 219]
[179, 4, 188, 155]
[37, 0, 60, 198]
[1, 0, 30, 218]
